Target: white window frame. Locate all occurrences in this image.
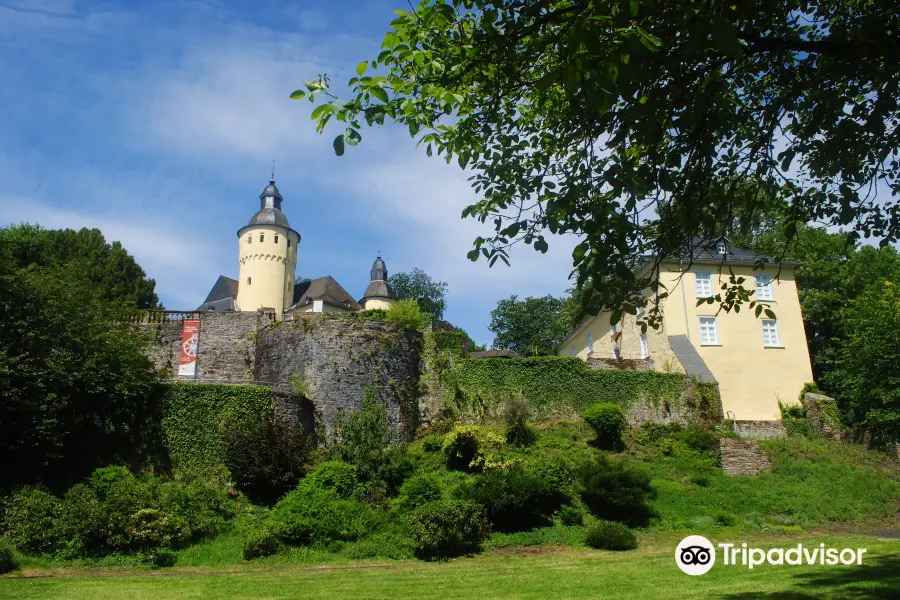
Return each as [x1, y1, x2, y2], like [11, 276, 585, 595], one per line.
[695, 271, 713, 298]
[761, 319, 781, 347]
[699, 316, 719, 346]
[587, 332, 594, 353]
[639, 333, 649, 358]
[756, 275, 774, 301]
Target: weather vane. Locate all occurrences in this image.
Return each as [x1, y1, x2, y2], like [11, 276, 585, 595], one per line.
[271, 160, 276, 181]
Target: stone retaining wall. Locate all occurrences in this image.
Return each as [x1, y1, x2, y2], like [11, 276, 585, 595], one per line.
[733, 420, 787, 439]
[719, 438, 772, 476]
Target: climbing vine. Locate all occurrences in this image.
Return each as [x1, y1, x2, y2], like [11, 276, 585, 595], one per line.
[439, 357, 715, 420]
[162, 383, 274, 473]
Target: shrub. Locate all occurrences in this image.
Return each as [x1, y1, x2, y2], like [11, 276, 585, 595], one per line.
[556, 505, 585, 526]
[671, 427, 719, 455]
[443, 426, 482, 471]
[783, 417, 816, 438]
[715, 512, 738, 527]
[585, 521, 637, 551]
[2, 488, 63, 554]
[144, 548, 177, 568]
[298, 461, 359, 498]
[579, 456, 656, 527]
[503, 396, 535, 446]
[0, 544, 18, 574]
[456, 468, 567, 532]
[408, 500, 490, 560]
[582, 403, 627, 450]
[88, 466, 137, 500]
[223, 412, 314, 505]
[397, 474, 443, 511]
[420, 435, 444, 452]
[270, 488, 373, 545]
[385, 298, 431, 331]
[330, 390, 408, 493]
[242, 530, 281, 560]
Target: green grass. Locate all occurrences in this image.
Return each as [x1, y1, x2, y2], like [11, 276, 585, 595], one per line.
[2, 533, 897, 599]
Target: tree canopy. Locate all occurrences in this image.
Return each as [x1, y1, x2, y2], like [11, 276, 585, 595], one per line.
[0, 225, 162, 490]
[489, 294, 571, 356]
[388, 267, 449, 320]
[296, 0, 899, 324]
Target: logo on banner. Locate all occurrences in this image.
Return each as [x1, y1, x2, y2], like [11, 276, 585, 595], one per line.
[178, 319, 200, 376]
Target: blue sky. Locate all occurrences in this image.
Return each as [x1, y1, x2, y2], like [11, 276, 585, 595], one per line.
[0, 0, 577, 345]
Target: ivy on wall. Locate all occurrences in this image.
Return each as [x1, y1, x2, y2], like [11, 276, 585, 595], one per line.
[162, 383, 274, 472]
[438, 356, 717, 420]
[424, 330, 467, 374]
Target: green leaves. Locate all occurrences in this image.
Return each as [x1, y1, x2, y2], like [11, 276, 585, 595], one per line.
[333, 134, 345, 156]
[356, 61, 368, 76]
[289, 90, 306, 100]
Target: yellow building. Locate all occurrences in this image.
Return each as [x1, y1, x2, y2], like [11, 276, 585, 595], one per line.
[197, 177, 393, 318]
[558, 238, 814, 421]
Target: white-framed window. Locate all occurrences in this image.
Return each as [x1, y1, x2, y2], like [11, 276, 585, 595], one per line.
[756, 275, 774, 300]
[695, 271, 713, 298]
[274, 234, 280, 244]
[639, 333, 649, 358]
[259, 233, 265, 242]
[247, 277, 252, 285]
[762, 319, 781, 347]
[247, 234, 252, 244]
[587, 332, 594, 353]
[699, 316, 719, 345]
[570, 345, 576, 356]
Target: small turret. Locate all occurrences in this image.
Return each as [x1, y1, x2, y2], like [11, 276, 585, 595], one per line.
[360, 255, 394, 310]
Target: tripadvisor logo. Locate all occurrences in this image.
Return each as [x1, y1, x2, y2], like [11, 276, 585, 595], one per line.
[675, 535, 868, 575]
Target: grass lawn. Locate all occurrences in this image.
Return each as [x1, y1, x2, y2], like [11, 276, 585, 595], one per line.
[2, 533, 898, 599]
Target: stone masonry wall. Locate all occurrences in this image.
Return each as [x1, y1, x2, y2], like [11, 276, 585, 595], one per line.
[719, 438, 772, 476]
[141, 311, 265, 384]
[254, 314, 422, 443]
[732, 420, 787, 440]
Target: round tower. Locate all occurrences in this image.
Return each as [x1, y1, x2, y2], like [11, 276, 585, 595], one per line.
[236, 179, 300, 319]
[361, 255, 394, 310]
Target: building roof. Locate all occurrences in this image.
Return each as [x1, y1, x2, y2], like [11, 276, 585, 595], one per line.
[247, 206, 291, 227]
[361, 280, 394, 301]
[667, 335, 718, 383]
[665, 236, 797, 265]
[288, 276, 361, 312]
[197, 275, 239, 311]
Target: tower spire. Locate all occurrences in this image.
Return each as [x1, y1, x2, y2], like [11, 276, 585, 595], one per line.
[271, 159, 276, 181]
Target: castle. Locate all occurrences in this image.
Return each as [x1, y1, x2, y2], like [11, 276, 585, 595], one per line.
[196, 177, 395, 318]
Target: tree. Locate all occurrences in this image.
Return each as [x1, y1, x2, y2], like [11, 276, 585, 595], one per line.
[296, 1, 899, 325]
[0, 227, 161, 490]
[489, 295, 570, 356]
[824, 281, 900, 442]
[2, 224, 159, 308]
[388, 267, 448, 321]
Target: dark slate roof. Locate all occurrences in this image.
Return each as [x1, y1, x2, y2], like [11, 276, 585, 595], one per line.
[248, 206, 291, 227]
[674, 236, 796, 265]
[288, 276, 361, 311]
[260, 181, 283, 200]
[197, 297, 236, 312]
[196, 275, 239, 311]
[667, 335, 717, 383]
[361, 279, 394, 301]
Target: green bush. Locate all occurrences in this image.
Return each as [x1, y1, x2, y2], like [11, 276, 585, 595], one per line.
[442, 426, 482, 471]
[144, 548, 177, 568]
[582, 403, 627, 450]
[0, 544, 18, 574]
[556, 505, 585, 526]
[385, 298, 431, 331]
[396, 474, 443, 510]
[503, 396, 535, 446]
[420, 435, 444, 452]
[224, 412, 314, 505]
[2, 488, 63, 554]
[269, 488, 373, 545]
[671, 427, 719, 455]
[242, 530, 281, 560]
[1, 468, 236, 558]
[783, 417, 816, 437]
[584, 521, 637, 551]
[456, 468, 567, 532]
[298, 461, 359, 499]
[408, 500, 490, 560]
[579, 456, 656, 527]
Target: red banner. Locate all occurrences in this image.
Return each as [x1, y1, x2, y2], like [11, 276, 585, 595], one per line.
[178, 319, 200, 376]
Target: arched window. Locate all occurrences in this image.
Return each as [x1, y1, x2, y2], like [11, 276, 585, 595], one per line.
[274, 234, 279, 244]
[247, 277, 252, 285]
[287, 238, 291, 248]
[247, 234, 252, 244]
[259, 233, 264, 242]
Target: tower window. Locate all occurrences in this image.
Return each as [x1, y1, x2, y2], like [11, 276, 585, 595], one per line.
[247, 277, 252, 285]
[274, 234, 279, 244]
[287, 238, 291, 248]
[259, 233, 264, 242]
[247, 235, 252, 244]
